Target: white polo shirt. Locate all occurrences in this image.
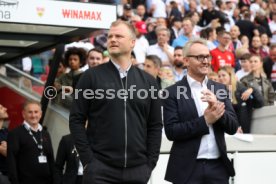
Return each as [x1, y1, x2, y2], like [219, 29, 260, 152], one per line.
[146, 43, 174, 64]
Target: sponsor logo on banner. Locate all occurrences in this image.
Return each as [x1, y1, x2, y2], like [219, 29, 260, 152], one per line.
[36, 7, 45, 17]
[62, 9, 101, 21]
[0, 0, 19, 20]
[0, 0, 116, 29]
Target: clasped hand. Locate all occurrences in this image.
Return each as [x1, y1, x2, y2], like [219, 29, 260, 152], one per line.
[201, 89, 225, 125]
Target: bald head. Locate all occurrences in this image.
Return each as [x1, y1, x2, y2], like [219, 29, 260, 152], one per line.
[230, 25, 240, 40]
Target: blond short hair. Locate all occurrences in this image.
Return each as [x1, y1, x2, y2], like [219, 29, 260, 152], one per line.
[182, 38, 208, 57]
[110, 20, 136, 39]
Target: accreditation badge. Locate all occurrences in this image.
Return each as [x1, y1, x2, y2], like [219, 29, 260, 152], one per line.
[38, 155, 47, 163]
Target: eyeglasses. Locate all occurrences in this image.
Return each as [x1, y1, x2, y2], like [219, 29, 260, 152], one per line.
[187, 55, 212, 62]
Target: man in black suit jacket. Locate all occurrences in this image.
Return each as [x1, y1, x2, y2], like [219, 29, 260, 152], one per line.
[54, 134, 83, 184]
[7, 101, 55, 184]
[163, 38, 239, 184]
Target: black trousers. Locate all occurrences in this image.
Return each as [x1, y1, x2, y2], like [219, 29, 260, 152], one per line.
[82, 157, 151, 184]
[76, 175, 83, 184]
[0, 172, 10, 184]
[175, 159, 229, 184]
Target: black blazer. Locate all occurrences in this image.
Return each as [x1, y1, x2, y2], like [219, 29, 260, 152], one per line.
[163, 77, 239, 184]
[54, 134, 80, 184]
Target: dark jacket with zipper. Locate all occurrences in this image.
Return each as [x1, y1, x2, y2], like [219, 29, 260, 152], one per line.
[69, 61, 162, 170]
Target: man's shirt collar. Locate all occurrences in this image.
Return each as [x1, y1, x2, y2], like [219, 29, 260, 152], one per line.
[23, 121, 42, 132]
[111, 60, 132, 78]
[187, 74, 208, 87]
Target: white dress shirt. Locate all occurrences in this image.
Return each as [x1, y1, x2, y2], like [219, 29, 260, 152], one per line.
[146, 44, 174, 64]
[133, 35, 149, 64]
[269, 21, 276, 44]
[187, 75, 220, 159]
[151, 0, 166, 18]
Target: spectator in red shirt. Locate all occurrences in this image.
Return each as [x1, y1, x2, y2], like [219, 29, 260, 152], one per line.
[211, 30, 235, 72]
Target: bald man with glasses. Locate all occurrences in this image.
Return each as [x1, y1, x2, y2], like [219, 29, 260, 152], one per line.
[163, 38, 239, 184]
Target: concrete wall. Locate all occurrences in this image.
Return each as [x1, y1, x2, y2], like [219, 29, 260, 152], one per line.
[43, 105, 70, 156]
[42, 104, 276, 156]
[251, 105, 276, 134]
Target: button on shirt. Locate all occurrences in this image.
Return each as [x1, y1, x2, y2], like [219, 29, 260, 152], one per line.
[187, 75, 220, 159]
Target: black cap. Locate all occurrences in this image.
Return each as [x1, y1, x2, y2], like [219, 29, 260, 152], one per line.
[124, 3, 132, 10]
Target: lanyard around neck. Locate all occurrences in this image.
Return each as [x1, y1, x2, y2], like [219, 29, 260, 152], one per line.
[23, 124, 44, 154]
